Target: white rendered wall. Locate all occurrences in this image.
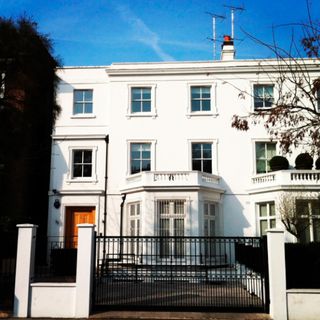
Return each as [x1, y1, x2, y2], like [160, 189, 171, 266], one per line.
[30, 284, 76, 318]
[287, 289, 320, 320]
[106, 64, 272, 237]
[51, 60, 319, 239]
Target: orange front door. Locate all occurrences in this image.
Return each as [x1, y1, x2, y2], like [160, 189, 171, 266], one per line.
[65, 207, 95, 247]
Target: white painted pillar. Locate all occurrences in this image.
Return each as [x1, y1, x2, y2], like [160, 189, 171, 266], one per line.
[14, 224, 38, 318]
[267, 229, 287, 320]
[75, 223, 95, 318]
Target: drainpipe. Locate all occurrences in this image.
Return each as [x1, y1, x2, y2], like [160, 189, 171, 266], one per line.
[103, 135, 109, 262]
[119, 193, 126, 259]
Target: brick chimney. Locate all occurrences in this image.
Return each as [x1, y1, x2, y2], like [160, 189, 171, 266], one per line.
[221, 35, 235, 60]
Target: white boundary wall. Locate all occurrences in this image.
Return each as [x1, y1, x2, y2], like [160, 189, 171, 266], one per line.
[287, 289, 320, 320]
[14, 223, 95, 318]
[13, 224, 320, 319]
[267, 229, 320, 320]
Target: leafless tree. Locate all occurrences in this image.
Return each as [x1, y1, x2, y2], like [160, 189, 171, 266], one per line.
[277, 192, 317, 242]
[231, 1, 320, 155]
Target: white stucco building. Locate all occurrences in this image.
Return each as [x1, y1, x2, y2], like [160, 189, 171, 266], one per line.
[47, 40, 320, 245]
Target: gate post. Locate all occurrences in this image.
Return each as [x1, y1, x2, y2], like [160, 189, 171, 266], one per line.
[75, 223, 95, 318]
[14, 224, 38, 317]
[267, 229, 287, 320]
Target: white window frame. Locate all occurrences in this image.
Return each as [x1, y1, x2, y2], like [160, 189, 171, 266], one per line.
[126, 139, 156, 176]
[296, 199, 320, 243]
[188, 139, 218, 175]
[127, 202, 141, 236]
[156, 199, 187, 259]
[252, 83, 275, 111]
[127, 84, 157, 118]
[253, 140, 277, 174]
[187, 82, 217, 117]
[256, 201, 276, 236]
[67, 146, 98, 183]
[72, 89, 95, 118]
[203, 202, 217, 237]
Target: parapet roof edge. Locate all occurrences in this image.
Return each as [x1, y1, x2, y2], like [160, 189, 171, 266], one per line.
[56, 57, 319, 72]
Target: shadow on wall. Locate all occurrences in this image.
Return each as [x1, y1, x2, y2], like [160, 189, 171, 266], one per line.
[220, 177, 251, 236]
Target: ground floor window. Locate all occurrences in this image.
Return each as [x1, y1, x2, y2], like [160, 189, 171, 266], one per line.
[257, 202, 276, 236]
[156, 199, 185, 258]
[204, 202, 216, 237]
[203, 202, 217, 258]
[296, 200, 320, 243]
[128, 202, 140, 236]
[127, 202, 140, 255]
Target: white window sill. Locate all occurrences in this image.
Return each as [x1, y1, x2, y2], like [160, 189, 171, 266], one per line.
[186, 112, 218, 118]
[66, 178, 98, 184]
[71, 114, 96, 119]
[126, 113, 157, 119]
[252, 106, 272, 112]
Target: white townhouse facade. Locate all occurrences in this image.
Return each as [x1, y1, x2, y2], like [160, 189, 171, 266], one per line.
[47, 42, 320, 245]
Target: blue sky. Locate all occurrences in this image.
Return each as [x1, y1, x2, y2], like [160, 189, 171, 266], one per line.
[1, 0, 319, 66]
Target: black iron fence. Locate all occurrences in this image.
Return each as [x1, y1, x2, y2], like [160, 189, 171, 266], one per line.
[94, 236, 268, 312]
[34, 236, 78, 282]
[0, 232, 17, 310]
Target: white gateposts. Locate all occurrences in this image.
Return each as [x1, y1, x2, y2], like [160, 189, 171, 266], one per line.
[14, 223, 95, 318]
[14, 224, 37, 317]
[266, 229, 287, 320]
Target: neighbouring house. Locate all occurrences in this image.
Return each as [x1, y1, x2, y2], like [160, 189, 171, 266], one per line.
[47, 38, 320, 246]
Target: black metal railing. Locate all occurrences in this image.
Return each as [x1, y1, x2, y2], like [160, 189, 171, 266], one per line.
[0, 232, 17, 310]
[94, 236, 268, 312]
[34, 236, 78, 282]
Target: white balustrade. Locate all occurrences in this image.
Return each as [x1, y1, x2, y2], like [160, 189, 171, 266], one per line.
[252, 170, 320, 188]
[122, 171, 221, 191]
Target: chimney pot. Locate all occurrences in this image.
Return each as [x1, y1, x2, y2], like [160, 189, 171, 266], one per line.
[221, 35, 235, 60]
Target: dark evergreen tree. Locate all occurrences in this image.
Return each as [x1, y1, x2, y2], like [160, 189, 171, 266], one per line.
[0, 17, 60, 237]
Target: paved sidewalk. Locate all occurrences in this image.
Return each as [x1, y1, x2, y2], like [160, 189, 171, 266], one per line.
[90, 311, 272, 320]
[1, 310, 272, 319]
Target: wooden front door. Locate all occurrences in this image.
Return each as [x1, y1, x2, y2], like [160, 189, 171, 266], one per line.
[65, 207, 95, 248]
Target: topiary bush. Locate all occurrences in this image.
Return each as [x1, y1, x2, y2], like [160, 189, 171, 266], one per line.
[270, 156, 289, 171]
[316, 157, 320, 170]
[295, 153, 313, 169]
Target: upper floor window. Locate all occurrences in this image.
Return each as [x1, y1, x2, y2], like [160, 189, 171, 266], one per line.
[131, 87, 151, 113]
[255, 142, 276, 174]
[191, 86, 211, 112]
[72, 149, 92, 178]
[130, 143, 151, 174]
[192, 143, 212, 173]
[73, 89, 93, 115]
[317, 89, 320, 112]
[257, 202, 276, 236]
[253, 84, 274, 110]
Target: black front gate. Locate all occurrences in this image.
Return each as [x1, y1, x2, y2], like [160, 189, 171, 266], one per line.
[93, 236, 269, 312]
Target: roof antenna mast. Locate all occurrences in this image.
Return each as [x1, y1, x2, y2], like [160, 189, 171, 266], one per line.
[223, 5, 244, 40]
[206, 12, 225, 60]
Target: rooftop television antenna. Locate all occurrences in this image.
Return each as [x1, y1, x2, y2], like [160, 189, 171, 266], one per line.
[223, 4, 244, 40]
[206, 12, 225, 60]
